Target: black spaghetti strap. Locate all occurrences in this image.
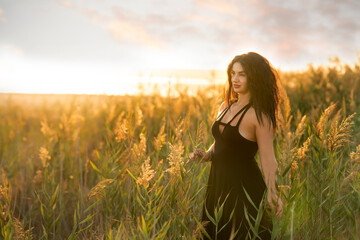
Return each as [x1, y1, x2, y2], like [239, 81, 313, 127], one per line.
[224, 103, 250, 126]
[216, 107, 230, 122]
[235, 104, 251, 128]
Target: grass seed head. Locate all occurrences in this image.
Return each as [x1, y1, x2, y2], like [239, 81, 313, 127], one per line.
[87, 179, 115, 200]
[289, 160, 299, 179]
[327, 113, 355, 151]
[131, 133, 147, 160]
[114, 117, 129, 142]
[297, 136, 312, 161]
[32, 170, 43, 185]
[342, 170, 359, 188]
[350, 144, 360, 165]
[40, 119, 57, 142]
[135, 105, 143, 126]
[154, 121, 166, 151]
[13, 217, 34, 240]
[316, 103, 337, 139]
[196, 121, 207, 148]
[295, 115, 307, 138]
[166, 142, 184, 177]
[136, 157, 156, 189]
[39, 147, 51, 168]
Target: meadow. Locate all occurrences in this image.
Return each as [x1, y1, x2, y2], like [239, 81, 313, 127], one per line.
[0, 60, 360, 239]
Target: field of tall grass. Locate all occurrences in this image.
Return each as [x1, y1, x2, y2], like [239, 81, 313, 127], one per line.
[1, 60, 360, 239]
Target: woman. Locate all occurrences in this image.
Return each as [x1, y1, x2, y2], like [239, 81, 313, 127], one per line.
[190, 52, 283, 239]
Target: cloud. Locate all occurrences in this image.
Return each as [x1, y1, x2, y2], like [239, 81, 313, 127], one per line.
[60, 1, 74, 9]
[108, 5, 188, 48]
[172, 25, 206, 40]
[111, 5, 144, 26]
[163, 0, 360, 68]
[81, 8, 108, 23]
[54, 0, 109, 23]
[1, 44, 24, 55]
[211, 0, 360, 63]
[0, 8, 7, 22]
[146, 13, 184, 26]
[113, 0, 356, 64]
[105, 20, 164, 49]
[315, 1, 360, 41]
[193, 0, 238, 15]
[54, 0, 76, 9]
[53, 3, 167, 49]
[184, 14, 218, 24]
[11, 0, 360, 69]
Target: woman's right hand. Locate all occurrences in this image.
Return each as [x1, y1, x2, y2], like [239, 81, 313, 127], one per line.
[187, 149, 207, 163]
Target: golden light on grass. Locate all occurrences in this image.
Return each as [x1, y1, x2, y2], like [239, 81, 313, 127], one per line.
[289, 160, 298, 180]
[39, 147, 51, 168]
[297, 136, 312, 161]
[136, 157, 156, 190]
[350, 145, 360, 164]
[294, 115, 307, 138]
[87, 179, 115, 200]
[131, 133, 147, 161]
[32, 170, 43, 185]
[135, 105, 143, 127]
[0, 57, 359, 238]
[327, 112, 356, 151]
[166, 142, 184, 177]
[316, 103, 337, 140]
[153, 120, 166, 151]
[114, 115, 129, 143]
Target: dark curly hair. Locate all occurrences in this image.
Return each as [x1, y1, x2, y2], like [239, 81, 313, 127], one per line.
[224, 52, 280, 130]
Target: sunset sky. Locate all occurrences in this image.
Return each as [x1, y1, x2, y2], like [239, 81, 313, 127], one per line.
[1, 0, 360, 94]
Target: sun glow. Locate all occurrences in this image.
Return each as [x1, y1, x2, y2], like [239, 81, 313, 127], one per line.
[0, 54, 221, 95]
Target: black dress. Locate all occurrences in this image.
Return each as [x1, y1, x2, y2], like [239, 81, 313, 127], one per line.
[199, 103, 272, 240]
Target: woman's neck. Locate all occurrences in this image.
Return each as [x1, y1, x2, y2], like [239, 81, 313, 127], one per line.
[236, 92, 251, 106]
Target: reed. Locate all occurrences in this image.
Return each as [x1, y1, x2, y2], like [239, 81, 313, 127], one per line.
[0, 59, 359, 239]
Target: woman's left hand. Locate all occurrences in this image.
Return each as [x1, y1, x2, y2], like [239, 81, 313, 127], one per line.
[268, 193, 283, 219]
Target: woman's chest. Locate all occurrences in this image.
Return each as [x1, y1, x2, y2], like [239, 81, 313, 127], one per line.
[219, 114, 256, 142]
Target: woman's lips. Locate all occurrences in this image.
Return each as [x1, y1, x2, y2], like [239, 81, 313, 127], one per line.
[234, 84, 240, 88]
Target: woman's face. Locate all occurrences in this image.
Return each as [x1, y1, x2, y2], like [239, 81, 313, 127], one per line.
[231, 62, 248, 94]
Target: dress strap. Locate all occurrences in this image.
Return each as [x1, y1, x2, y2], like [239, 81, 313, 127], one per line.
[220, 103, 250, 126]
[226, 103, 250, 125]
[215, 106, 230, 122]
[235, 104, 251, 128]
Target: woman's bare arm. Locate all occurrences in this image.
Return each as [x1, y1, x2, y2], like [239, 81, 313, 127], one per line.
[200, 142, 214, 162]
[255, 113, 283, 218]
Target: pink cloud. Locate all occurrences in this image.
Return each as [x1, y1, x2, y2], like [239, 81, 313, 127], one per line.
[81, 8, 108, 23]
[61, 1, 74, 9]
[193, 0, 238, 15]
[54, 0, 76, 9]
[1, 44, 24, 55]
[184, 13, 220, 24]
[48, 0, 360, 67]
[0, 8, 7, 22]
[105, 20, 164, 49]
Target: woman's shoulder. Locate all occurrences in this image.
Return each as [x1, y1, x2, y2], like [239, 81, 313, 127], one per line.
[246, 107, 257, 123]
[218, 101, 226, 112]
[247, 107, 272, 129]
[218, 99, 237, 112]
